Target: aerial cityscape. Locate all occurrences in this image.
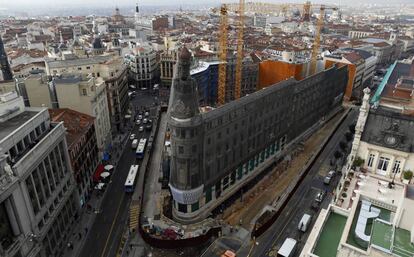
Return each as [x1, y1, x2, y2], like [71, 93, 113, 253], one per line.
[0, 1, 414, 257]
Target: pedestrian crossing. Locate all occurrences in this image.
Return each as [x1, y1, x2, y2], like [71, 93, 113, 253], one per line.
[129, 202, 140, 231]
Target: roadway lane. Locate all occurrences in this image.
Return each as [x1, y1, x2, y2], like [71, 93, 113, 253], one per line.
[250, 108, 358, 257]
[79, 90, 155, 257]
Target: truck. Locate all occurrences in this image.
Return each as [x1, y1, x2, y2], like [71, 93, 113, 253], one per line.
[277, 238, 297, 257]
[298, 214, 312, 232]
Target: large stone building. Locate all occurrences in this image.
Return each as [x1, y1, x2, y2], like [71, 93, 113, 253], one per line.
[346, 59, 414, 182]
[167, 47, 348, 223]
[0, 91, 78, 257]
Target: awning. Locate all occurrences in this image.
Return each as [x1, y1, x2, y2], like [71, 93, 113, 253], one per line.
[101, 172, 110, 179]
[104, 165, 114, 171]
[93, 164, 105, 182]
[102, 152, 110, 161]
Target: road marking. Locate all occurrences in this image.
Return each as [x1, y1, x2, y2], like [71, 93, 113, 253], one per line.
[129, 203, 140, 230]
[100, 194, 125, 257]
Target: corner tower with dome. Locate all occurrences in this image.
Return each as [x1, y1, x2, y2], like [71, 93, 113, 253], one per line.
[168, 47, 205, 223]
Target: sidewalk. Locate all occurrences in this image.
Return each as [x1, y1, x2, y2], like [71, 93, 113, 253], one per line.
[61, 128, 131, 257]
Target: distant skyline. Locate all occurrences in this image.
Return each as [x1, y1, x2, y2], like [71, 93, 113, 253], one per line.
[3, 0, 414, 8]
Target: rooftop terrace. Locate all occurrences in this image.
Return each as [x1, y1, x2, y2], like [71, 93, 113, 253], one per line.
[0, 110, 39, 140]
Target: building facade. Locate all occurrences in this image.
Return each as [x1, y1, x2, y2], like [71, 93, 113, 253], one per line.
[160, 49, 178, 87]
[168, 47, 348, 224]
[49, 108, 99, 207]
[124, 46, 158, 89]
[24, 74, 112, 158]
[0, 35, 13, 81]
[152, 16, 169, 31]
[346, 60, 414, 182]
[0, 91, 79, 257]
[44, 55, 129, 132]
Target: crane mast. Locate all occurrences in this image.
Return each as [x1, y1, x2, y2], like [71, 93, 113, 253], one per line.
[218, 4, 228, 106]
[235, 0, 244, 100]
[310, 6, 325, 75]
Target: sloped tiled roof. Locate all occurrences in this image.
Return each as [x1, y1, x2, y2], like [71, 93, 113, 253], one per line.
[48, 108, 95, 148]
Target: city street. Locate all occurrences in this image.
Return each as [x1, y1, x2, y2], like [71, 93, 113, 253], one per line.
[79, 89, 157, 257]
[248, 108, 358, 257]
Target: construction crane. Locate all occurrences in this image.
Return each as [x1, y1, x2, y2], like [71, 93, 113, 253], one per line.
[309, 6, 324, 75]
[302, 1, 311, 22]
[218, 4, 228, 106]
[309, 5, 338, 75]
[235, 0, 245, 100]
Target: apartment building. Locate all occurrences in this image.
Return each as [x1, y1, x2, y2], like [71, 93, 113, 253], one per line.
[324, 51, 367, 101]
[24, 74, 111, 158]
[44, 55, 129, 132]
[0, 91, 79, 257]
[160, 49, 178, 87]
[348, 30, 375, 39]
[124, 45, 158, 89]
[49, 108, 99, 207]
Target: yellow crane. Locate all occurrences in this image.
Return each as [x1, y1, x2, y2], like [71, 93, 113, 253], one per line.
[309, 5, 337, 75]
[235, 0, 245, 100]
[302, 1, 311, 22]
[218, 4, 228, 106]
[309, 5, 324, 75]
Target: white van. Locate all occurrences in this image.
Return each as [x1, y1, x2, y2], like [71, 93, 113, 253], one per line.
[298, 214, 312, 232]
[131, 139, 138, 149]
[277, 238, 297, 257]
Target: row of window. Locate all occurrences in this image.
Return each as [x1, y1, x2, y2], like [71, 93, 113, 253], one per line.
[25, 142, 69, 218]
[176, 141, 284, 214]
[42, 193, 76, 256]
[367, 154, 402, 173]
[7, 122, 47, 163]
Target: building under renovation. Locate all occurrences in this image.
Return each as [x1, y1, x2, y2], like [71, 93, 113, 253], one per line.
[167, 47, 348, 224]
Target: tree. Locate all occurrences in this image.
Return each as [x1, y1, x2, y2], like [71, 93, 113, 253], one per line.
[349, 123, 356, 134]
[403, 170, 413, 181]
[339, 141, 347, 151]
[352, 157, 365, 168]
[334, 151, 342, 159]
[345, 132, 353, 142]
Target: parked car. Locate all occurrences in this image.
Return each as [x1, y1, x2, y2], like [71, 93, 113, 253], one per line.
[129, 134, 136, 140]
[312, 191, 325, 210]
[143, 118, 148, 124]
[145, 124, 152, 131]
[324, 170, 336, 185]
[315, 191, 325, 203]
[144, 111, 149, 117]
[138, 126, 144, 132]
[136, 119, 141, 125]
[138, 115, 143, 120]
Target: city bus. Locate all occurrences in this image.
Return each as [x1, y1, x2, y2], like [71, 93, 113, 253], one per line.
[136, 138, 147, 159]
[125, 165, 139, 192]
